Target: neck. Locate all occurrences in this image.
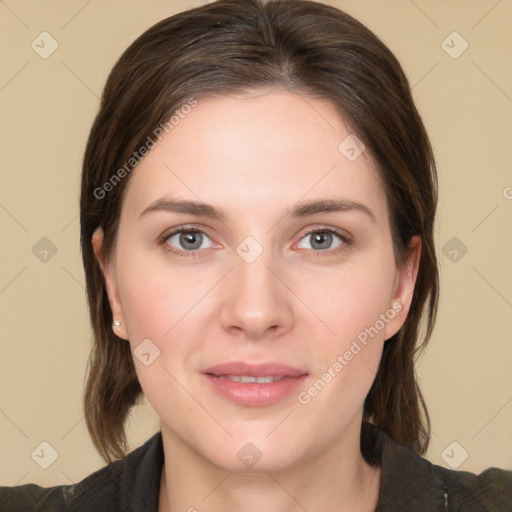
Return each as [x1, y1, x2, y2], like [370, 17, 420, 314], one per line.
[158, 419, 381, 512]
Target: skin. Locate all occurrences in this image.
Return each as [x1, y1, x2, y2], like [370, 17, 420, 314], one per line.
[92, 89, 420, 512]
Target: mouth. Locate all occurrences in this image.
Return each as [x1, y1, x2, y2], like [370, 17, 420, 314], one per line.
[213, 375, 290, 383]
[202, 362, 309, 407]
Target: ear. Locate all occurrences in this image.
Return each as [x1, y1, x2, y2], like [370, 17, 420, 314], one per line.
[91, 227, 129, 340]
[383, 235, 421, 341]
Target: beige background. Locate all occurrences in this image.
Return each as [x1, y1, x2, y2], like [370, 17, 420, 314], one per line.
[1, 0, 511, 487]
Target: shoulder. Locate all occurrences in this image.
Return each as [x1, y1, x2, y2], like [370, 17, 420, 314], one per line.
[0, 484, 69, 512]
[0, 431, 164, 512]
[362, 422, 512, 512]
[435, 464, 512, 511]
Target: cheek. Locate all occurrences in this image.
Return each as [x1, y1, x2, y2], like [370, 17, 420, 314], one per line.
[115, 249, 198, 341]
[115, 255, 194, 408]
[306, 256, 396, 344]
[114, 251, 218, 394]
[296, 251, 396, 394]
[118, 270, 166, 342]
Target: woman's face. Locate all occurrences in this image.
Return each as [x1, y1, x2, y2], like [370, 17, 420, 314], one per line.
[94, 89, 419, 471]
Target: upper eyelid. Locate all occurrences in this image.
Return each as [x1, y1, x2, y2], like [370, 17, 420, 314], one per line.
[163, 226, 215, 245]
[299, 226, 352, 243]
[302, 226, 349, 237]
[163, 225, 347, 237]
[163, 225, 213, 239]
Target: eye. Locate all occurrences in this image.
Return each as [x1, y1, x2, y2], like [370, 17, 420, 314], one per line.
[297, 229, 347, 251]
[163, 228, 215, 253]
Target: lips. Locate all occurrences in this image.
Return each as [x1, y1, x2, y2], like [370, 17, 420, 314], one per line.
[202, 361, 309, 407]
[203, 362, 307, 379]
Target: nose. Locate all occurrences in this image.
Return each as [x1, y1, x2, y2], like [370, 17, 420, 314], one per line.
[219, 248, 294, 341]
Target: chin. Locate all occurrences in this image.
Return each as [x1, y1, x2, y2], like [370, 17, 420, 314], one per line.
[195, 433, 307, 474]
[211, 450, 299, 474]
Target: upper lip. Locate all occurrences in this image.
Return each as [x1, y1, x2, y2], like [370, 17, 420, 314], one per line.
[203, 362, 308, 378]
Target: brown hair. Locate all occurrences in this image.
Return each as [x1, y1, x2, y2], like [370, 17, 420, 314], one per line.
[81, 0, 438, 463]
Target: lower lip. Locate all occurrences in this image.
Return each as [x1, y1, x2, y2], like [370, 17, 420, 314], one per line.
[203, 374, 308, 407]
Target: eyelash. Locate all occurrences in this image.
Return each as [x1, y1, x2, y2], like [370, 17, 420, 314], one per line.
[157, 226, 352, 258]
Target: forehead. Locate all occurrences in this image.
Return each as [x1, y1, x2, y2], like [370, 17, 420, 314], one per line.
[121, 90, 386, 220]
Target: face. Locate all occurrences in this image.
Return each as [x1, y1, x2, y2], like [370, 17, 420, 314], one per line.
[93, 89, 420, 472]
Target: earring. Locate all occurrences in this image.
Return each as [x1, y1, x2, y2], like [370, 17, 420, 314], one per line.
[113, 319, 121, 329]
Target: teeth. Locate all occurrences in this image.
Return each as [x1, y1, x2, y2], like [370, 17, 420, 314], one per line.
[220, 375, 284, 383]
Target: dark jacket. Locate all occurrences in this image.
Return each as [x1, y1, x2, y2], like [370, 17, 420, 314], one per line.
[1, 422, 511, 511]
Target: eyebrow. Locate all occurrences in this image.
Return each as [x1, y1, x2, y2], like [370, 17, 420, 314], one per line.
[288, 199, 376, 224]
[140, 197, 225, 221]
[139, 197, 376, 224]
